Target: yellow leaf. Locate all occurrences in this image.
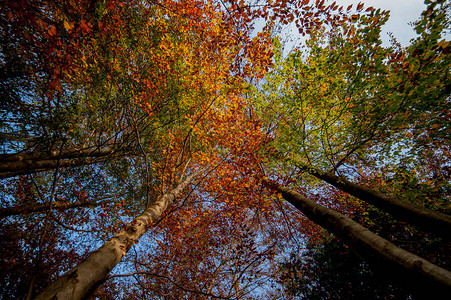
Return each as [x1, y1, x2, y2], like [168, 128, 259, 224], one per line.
[438, 39, 450, 49]
[64, 20, 71, 31]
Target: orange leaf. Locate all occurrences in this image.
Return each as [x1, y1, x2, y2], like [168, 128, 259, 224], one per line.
[48, 25, 57, 36]
[80, 19, 92, 33]
[64, 20, 74, 31]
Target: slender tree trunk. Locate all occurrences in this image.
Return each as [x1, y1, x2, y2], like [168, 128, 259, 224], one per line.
[264, 178, 451, 292]
[297, 164, 451, 236]
[0, 158, 104, 179]
[0, 198, 113, 218]
[0, 147, 118, 179]
[1, 147, 116, 162]
[35, 171, 199, 300]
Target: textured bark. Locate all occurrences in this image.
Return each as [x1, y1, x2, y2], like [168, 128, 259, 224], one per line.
[0, 147, 117, 179]
[35, 171, 199, 300]
[298, 164, 451, 236]
[1, 147, 116, 162]
[0, 159, 96, 179]
[265, 178, 451, 291]
[0, 198, 112, 218]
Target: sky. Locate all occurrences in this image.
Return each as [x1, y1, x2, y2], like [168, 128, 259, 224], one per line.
[334, 0, 427, 46]
[278, 0, 429, 55]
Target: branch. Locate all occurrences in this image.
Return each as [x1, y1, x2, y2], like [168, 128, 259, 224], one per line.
[107, 272, 231, 299]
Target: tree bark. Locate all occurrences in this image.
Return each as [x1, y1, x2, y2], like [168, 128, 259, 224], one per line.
[0, 147, 117, 179]
[264, 178, 451, 292]
[1, 147, 116, 162]
[0, 198, 112, 218]
[35, 171, 199, 300]
[297, 164, 451, 237]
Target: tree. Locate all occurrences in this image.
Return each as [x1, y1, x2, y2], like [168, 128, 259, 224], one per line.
[36, 170, 200, 299]
[253, 0, 450, 293]
[0, 146, 121, 179]
[2, 0, 284, 298]
[1, 0, 450, 298]
[294, 162, 451, 236]
[264, 177, 451, 293]
[279, 236, 415, 299]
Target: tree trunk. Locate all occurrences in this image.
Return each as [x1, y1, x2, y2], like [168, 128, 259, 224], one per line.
[264, 178, 451, 292]
[297, 164, 451, 237]
[1, 147, 116, 162]
[0, 197, 112, 218]
[0, 147, 117, 179]
[35, 171, 199, 300]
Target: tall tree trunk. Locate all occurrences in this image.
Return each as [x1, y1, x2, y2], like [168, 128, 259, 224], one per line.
[0, 197, 113, 218]
[35, 171, 199, 300]
[1, 147, 117, 162]
[0, 147, 118, 179]
[297, 164, 451, 236]
[264, 178, 451, 292]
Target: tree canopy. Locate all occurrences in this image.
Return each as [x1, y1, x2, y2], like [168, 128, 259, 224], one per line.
[1, 0, 450, 299]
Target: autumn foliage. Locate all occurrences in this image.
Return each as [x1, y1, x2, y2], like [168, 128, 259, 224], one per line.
[1, 0, 450, 299]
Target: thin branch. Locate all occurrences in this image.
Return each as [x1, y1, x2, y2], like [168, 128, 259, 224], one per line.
[107, 272, 232, 299]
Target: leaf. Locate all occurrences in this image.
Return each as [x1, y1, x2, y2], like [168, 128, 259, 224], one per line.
[80, 19, 92, 33]
[64, 20, 74, 31]
[437, 39, 450, 49]
[48, 25, 57, 36]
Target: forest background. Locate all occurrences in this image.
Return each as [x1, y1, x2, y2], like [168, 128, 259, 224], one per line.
[0, 0, 450, 299]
